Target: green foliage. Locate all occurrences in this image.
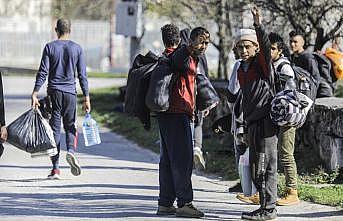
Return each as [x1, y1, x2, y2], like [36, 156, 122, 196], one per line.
[299, 167, 340, 184]
[52, 0, 113, 20]
[87, 72, 128, 78]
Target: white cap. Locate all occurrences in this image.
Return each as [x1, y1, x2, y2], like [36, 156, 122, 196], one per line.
[235, 28, 258, 46]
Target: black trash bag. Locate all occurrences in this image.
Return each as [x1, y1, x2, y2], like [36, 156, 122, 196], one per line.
[7, 108, 57, 153]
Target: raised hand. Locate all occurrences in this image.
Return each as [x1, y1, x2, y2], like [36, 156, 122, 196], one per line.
[251, 6, 261, 26]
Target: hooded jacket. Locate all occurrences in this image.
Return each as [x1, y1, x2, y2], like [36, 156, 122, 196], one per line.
[237, 24, 275, 125]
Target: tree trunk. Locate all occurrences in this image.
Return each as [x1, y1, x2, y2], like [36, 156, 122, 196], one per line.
[314, 27, 325, 52]
[216, 0, 231, 79]
[217, 43, 229, 79]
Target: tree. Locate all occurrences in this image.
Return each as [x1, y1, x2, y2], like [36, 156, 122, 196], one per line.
[255, 0, 343, 51]
[146, 0, 245, 79]
[52, 0, 114, 20]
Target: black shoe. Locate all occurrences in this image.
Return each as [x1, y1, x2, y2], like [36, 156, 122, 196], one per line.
[228, 182, 242, 192]
[0, 143, 4, 158]
[156, 205, 176, 216]
[241, 208, 277, 220]
[176, 203, 204, 218]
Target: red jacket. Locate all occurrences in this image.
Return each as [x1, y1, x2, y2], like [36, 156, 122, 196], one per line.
[168, 45, 197, 117]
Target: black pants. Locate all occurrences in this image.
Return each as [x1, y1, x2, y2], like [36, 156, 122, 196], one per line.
[157, 113, 193, 207]
[48, 90, 77, 169]
[248, 116, 278, 210]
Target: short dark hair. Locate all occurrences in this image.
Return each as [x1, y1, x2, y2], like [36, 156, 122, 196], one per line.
[56, 18, 71, 35]
[289, 29, 304, 38]
[269, 32, 290, 58]
[161, 24, 180, 48]
[190, 27, 210, 42]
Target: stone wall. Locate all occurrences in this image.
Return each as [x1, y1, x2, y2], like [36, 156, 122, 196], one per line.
[297, 97, 343, 170]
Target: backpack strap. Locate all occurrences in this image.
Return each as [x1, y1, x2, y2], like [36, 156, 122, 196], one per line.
[276, 61, 289, 73]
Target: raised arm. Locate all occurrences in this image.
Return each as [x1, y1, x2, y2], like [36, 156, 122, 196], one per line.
[252, 6, 271, 78]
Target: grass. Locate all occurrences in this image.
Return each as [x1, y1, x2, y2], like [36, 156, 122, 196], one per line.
[278, 174, 343, 208]
[84, 86, 343, 208]
[87, 72, 127, 78]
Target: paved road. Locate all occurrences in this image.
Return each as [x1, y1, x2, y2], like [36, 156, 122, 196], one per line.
[0, 76, 342, 220]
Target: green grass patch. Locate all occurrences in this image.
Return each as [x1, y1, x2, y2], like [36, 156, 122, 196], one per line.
[298, 184, 343, 207]
[87, 72, 127, 78]
[84, 86, 342, 208]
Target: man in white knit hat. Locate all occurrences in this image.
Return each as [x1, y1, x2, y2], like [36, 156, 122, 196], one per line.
[230, 7, 278, 221]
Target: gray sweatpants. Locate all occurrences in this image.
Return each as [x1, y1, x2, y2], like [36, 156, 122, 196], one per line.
[248, 116, 278, 210]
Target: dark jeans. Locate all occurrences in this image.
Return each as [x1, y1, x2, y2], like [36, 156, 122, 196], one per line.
[157, 112, 194, 208]
[248, 116, 278, 210]
[48, 90, 77, 169]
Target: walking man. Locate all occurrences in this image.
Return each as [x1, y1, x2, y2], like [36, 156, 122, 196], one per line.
[31, 18, 90, 179]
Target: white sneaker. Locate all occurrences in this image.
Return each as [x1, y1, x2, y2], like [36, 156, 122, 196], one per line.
[66, 152, 81, 176]
[193, 147, 206, 170]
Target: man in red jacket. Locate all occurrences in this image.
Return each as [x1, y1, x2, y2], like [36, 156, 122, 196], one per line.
[156, 25, 209, 218]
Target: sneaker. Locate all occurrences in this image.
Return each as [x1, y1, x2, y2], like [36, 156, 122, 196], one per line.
[47, 169, 61, 180]
[241, 208, 277, 220]
[193, 147, 206, 170]
[176, 202, 204, 218]
[228, 182, 243, 192]
[236, 193, 259, 205]
[156, 205, 176, 216]
[276, 188, 300, 206]
[66, 152, 81, 176]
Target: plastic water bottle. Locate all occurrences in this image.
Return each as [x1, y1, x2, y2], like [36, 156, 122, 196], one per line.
[82, 113, 101, 146]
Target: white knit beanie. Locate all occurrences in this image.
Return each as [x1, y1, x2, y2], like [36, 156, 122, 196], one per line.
[235, 29, 258, 46]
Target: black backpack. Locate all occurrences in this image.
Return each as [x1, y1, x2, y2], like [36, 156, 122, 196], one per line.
[124, 51, 159, 129]
[145, 54, 175, 112]
[276, 62, 317, 101]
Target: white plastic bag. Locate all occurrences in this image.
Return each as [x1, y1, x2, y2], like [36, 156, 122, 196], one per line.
[238, 148, 257, 196]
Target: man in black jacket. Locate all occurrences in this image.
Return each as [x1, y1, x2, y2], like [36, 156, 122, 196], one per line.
[0, 71, 7, 157]
[289, 30, 322, 98]
[234, 7, 278, 220]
